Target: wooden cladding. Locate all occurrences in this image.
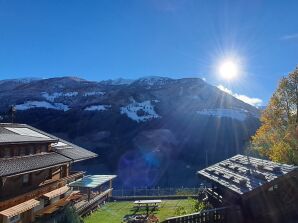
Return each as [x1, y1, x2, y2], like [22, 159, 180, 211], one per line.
[0, 143, 49, 159]
[0, 171, 82, 212]
[0, 165, 69, 199]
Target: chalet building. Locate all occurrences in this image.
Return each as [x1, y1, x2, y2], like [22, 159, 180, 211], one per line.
[198, 154, 298, 223]
[0, 123, 98, 223]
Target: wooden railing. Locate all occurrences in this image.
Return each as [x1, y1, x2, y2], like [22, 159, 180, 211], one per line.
[0, 171, 84, 211]
[163, 207, 229, 223]
[76, 189, 112, 216]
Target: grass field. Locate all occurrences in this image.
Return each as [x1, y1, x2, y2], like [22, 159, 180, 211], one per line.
[84, 199, 194, 223]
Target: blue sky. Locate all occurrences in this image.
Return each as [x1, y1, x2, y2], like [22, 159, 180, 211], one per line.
[0, 0, 298, 105]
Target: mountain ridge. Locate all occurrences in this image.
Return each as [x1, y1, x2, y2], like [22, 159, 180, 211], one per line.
[0, 76, 260, 187]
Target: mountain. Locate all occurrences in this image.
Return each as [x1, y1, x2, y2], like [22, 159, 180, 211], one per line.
[0, 76, 260, 188]
[100, 78, 134, 85]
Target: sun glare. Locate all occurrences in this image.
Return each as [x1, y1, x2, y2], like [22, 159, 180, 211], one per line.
[219, 60, 239, 80]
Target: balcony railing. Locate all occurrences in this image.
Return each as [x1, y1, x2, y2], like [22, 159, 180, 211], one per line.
[0, 171, 84, 211]
[163, 207, 229, 223]
[75, 188, 112, 216]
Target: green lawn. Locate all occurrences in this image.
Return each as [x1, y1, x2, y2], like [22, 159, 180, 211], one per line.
[84, 199, 194, 223]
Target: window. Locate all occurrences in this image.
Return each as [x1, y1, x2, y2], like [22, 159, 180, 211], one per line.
[268, 184, 278, 192]
[0, 149, 4, 158]
[41, 145, 47, 153]
[44, 198, 50, 207]
[22, 174, 30, 185]
[29, 147, 34, 155]
[12, 148, 19, 157]
[19, 148, 26, 156]
[4, 148, 10, 158]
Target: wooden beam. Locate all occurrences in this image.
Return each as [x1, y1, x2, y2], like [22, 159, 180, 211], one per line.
[109, 180, 112, 196]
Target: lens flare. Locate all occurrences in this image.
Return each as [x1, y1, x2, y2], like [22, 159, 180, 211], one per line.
[219, 60, 239, 80]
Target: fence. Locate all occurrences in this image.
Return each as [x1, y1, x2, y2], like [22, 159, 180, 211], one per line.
[112, 187, 204, 198]
[75, 189, 112, 216]
[163, 206, 229, 223]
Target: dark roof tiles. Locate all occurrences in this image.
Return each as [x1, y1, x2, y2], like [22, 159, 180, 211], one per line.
[0, 123, 98, 164]
[198, 154, 297, 195]
[54, 146, 97, 162]
[0, 153, 71, 177]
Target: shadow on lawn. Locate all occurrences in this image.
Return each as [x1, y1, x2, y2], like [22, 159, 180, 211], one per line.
[123, 208, 158, 222]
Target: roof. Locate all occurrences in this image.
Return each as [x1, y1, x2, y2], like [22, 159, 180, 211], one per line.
[0, 133, 57, 145]
[198, 154, 297, 196]
[0, 123, 58, 146]
[0, 123, 98, 162]
[54, 147, 97, 162]
[42, 185, 69, 199]
[0, 199, 40, 218]
[69, 175, 117, 189]
[0, 153, 71, 177]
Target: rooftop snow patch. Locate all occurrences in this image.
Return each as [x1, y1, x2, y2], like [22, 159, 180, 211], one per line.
[197, 108, 250, 121]
[84, 105, 111, 111]
[15, 101, 69, 111]
[120, 100, 161, 122]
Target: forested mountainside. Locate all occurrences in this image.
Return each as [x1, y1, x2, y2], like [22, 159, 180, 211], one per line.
[0, 76, 260, 187]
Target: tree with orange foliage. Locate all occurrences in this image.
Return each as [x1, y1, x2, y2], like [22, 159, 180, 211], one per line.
[251, 67, 298, 164]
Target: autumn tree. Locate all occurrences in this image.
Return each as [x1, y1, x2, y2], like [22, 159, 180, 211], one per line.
[251, 67, 298, 164]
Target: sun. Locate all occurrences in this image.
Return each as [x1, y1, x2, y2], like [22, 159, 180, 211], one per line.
[218, 60, 239, 80]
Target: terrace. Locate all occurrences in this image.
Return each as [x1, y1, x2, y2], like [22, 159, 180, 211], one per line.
[83, 155, 298, 223]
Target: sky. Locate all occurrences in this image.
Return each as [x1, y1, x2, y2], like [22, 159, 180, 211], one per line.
[0, 0, 298, 106]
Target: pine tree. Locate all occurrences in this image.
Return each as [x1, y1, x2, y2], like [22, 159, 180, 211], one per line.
[251, 67, 298, 164]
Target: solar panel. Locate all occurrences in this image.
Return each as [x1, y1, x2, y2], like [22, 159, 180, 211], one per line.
[198, 154, 297, 195]
[5, 127, 50, 139]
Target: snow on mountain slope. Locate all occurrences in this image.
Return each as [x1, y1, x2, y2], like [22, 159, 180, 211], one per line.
[131, 76, 174, 88]
[197, 108, 251, 121]
[100, 78, 134, 85]
[0, 77, 40, 84]
[83, 91, 105, 96]
[41, 92, 79, 102]
[120, 100, 161, 122]
[84, 105, 111, 111]
[15, 101, 69, 111]
[0, 76, 261, 187]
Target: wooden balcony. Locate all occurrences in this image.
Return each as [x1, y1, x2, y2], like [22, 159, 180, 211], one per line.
[0, 171, 84, 211]
[75, 188, 112, 216]
[35, 191, 82, 218]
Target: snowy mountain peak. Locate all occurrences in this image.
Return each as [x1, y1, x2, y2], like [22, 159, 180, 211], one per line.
[132, 76, 174, 87]
[0, 77, 41, 84]
[100, 78, 134, 85]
